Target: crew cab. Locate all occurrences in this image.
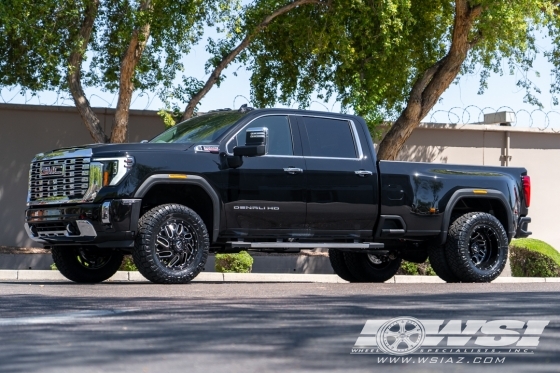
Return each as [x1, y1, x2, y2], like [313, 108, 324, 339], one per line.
[24, 107, 532, 283]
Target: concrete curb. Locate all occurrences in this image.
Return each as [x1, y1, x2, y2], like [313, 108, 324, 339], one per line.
[1, 270, 559, 283]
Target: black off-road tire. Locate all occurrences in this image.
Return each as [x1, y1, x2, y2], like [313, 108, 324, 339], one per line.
[328, 249, 358, 282]
[133, 203, 209, 284]
[446, 212, 509, 283]
[52, 246, 124, 283]
[427, 242, 460, 283]
[343, 252, 402, 282]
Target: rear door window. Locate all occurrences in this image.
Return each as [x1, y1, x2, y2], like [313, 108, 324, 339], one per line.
[301, 117, 358, 158]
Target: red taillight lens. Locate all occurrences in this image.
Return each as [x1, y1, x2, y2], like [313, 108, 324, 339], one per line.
[522, 176, 531, 207]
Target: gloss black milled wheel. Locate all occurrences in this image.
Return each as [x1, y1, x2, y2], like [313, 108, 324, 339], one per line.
[155, 219, 198, 271]
[446, 212, 509, 282]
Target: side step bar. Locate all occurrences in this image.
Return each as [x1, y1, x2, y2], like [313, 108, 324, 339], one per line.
[227, 242, 384, 249]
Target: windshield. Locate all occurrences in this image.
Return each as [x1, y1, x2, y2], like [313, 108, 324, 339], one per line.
[150, 111, 246, 143]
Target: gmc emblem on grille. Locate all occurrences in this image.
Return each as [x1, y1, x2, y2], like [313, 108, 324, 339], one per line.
[41, 166, 62, 177]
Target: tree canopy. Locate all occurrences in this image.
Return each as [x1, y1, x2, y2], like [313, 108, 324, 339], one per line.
[240, 0, 556, 158]
[0, 0, 232, 142]
[1, 0, 559, 155]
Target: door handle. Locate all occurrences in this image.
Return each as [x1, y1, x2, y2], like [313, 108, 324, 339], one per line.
[355, 170, 373, 177]
[284, 167, 303, 174]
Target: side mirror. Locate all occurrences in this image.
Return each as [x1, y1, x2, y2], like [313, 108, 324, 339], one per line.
[233, 127, 268, 157]
[140, 140, 148, 143]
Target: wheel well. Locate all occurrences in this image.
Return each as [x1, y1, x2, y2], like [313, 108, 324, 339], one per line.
[449, 197, 509, 231]
[140, 184, 214, 236]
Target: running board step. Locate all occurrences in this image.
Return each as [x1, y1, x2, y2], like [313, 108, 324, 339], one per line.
[227, 242, 384, 249]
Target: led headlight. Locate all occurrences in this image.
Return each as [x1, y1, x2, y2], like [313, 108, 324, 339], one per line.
[92, 155, 135, 187]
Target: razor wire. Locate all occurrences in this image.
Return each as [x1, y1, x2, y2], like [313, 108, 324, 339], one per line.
[0, 86, 157, 112]
[2, 85, 560, 133]
[428, 105, 560, 132]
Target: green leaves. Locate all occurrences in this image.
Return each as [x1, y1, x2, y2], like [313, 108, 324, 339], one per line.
[0, 0, 235, 97]
[244, 0, 552, 121]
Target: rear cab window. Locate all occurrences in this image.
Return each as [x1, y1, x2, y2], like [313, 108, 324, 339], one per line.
[301, 116, 359, 158]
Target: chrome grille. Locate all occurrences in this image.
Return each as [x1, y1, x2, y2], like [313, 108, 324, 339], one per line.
[29, 157, 90, 202]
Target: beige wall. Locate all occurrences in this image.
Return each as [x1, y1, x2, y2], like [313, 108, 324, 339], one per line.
[0, 103, 165, 247]
[0, 103, 558, 251]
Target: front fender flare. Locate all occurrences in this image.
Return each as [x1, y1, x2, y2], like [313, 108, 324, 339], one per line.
[134, 174, 221, 243]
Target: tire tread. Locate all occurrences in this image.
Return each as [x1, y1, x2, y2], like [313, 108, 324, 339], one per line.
[132, 203, 209, 284]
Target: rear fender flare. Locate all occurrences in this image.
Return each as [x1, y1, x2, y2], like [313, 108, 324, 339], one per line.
[439, 189, 513, 245]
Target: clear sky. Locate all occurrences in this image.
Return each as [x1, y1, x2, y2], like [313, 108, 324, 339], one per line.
[2, 29, 559, 129]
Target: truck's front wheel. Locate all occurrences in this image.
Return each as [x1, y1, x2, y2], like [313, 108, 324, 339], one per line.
[133, 204, 209, 284]
[343, 252, 401, 282]
[52, 246, 124, 283]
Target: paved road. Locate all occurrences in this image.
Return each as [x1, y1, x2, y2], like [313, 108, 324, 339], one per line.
[0, 281, 558, 373]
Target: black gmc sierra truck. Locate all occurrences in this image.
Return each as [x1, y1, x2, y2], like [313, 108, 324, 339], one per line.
[24, 107, 532, 284]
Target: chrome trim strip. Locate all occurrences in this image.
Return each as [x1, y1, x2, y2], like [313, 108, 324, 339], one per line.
[92, 156, 135, 186]
[32, 148, 93, 162]
[101, 201, 111, 224]
[24, 221, 98, 242]
[349, 119, 364, 159]
[76, 220, 97, 237]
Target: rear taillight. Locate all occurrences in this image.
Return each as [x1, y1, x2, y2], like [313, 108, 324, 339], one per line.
[522, 175, 531, 207]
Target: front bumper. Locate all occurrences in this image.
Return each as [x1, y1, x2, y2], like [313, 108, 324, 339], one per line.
[25, 199, 141, 248]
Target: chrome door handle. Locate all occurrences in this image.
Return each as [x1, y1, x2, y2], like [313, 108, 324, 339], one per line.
[355, 170, 373, 177]
[284, 167, 303, 174]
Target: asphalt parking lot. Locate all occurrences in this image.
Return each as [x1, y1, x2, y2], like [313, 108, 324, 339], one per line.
[0, 282, 559, 373]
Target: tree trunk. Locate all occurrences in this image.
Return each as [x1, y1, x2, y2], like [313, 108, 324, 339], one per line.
[67, 0, 107, 144]
[181, 0, 323, 121]
[110, 1, 152, 143]
[376, 0, 483, 160]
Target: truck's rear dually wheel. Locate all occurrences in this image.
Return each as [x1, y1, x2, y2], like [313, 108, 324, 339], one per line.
[133, 203, 209, 284]
[446, 212, 509, 282]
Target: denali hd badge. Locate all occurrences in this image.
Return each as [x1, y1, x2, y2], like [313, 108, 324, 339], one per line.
[234, 206, 279, 210]
[40, 166, 62, 177]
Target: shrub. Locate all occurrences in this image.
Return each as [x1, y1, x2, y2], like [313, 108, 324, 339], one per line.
[215, 251, 254, 273]
[397, 260, 436, 276]
[120, 256, 138, 271]
[510, 238, 560, 277]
